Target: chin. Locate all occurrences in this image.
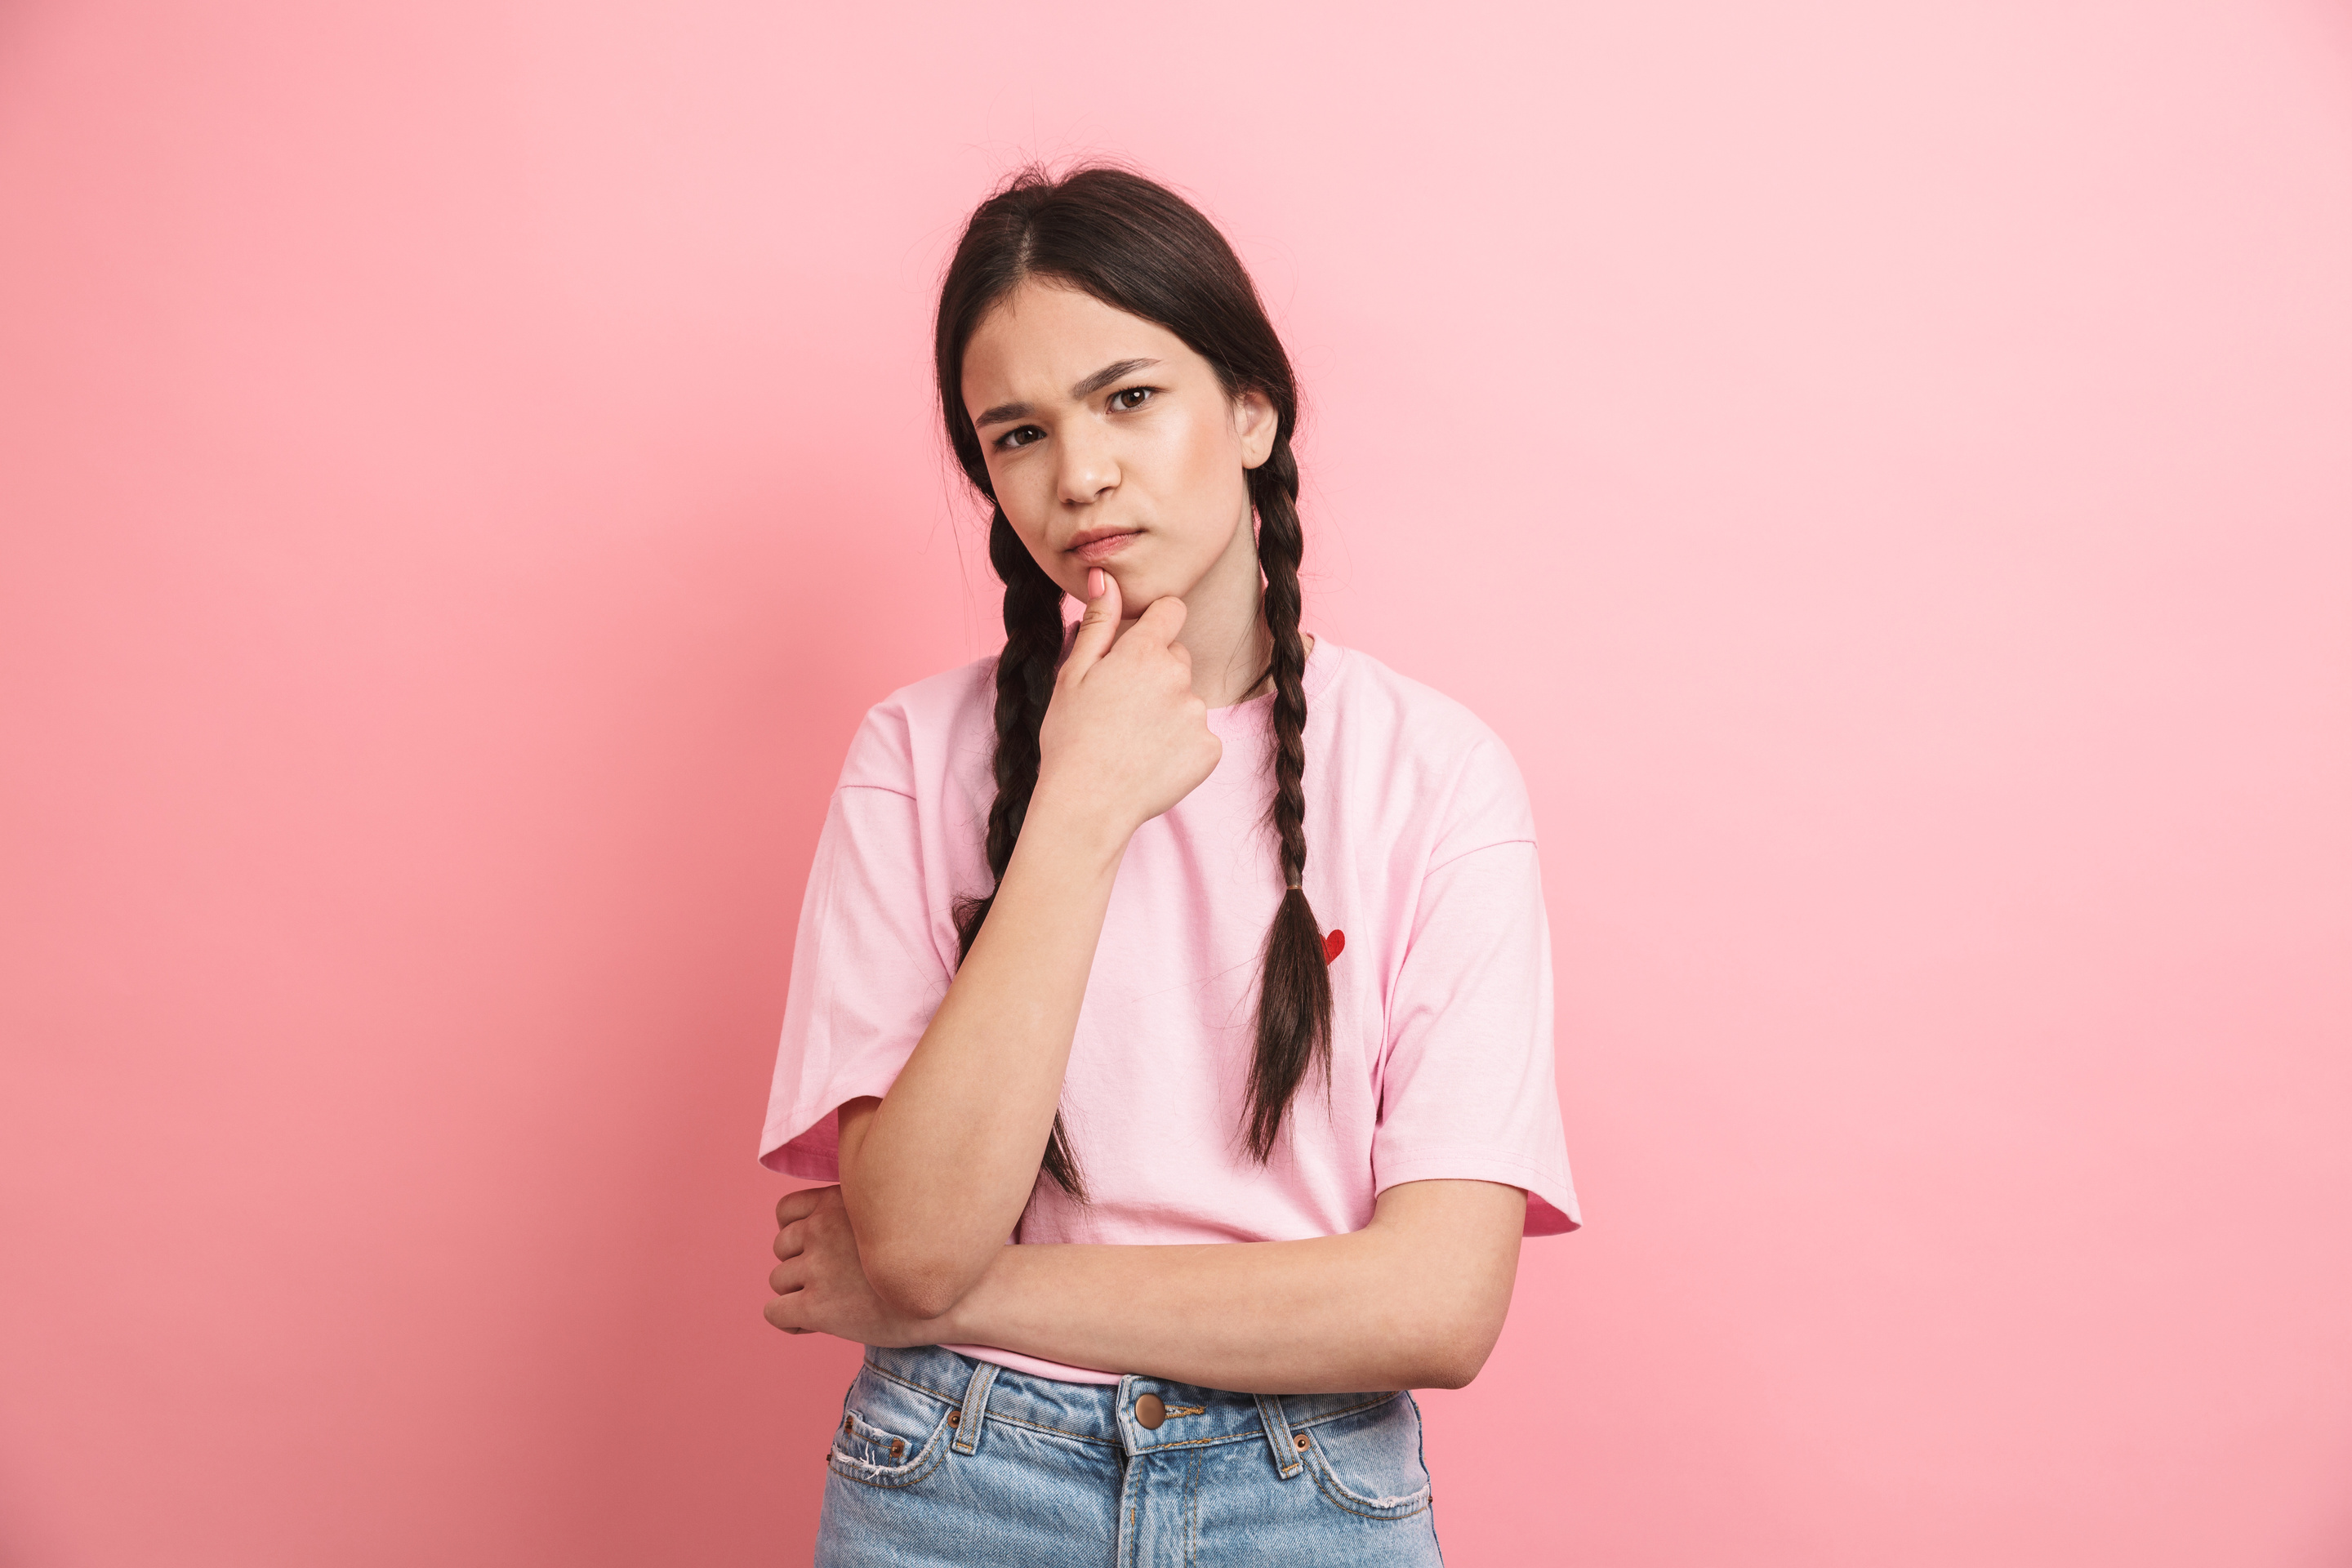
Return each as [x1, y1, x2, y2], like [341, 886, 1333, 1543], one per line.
[1108, 572, 1190, 610]
[1109, 551, 1220, 608]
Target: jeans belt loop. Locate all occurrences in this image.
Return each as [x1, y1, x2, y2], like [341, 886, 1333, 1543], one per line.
[951, 1358, 1000, 1456]
[1254, 1393, 1303, 1480]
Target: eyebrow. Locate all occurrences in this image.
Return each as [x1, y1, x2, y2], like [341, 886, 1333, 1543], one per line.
[973, 359, 1162, 430]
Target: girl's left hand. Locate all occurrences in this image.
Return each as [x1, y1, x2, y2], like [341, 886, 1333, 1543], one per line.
[764, 1185, 947, 1347]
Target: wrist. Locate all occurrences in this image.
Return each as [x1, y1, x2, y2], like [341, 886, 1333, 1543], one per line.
[1018, 781, 1136, 871]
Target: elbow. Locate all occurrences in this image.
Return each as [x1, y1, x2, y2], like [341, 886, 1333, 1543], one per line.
[871, 1276, 959, 1324]
[835, 1184, 985, 1321]
[860, 1242, 978, 1324]
[1414, 1341, 1494, 1392]
[1399, 1309, 1508, 1391]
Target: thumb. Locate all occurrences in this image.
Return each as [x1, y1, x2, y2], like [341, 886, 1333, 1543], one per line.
[1061, 567, 1124, 679]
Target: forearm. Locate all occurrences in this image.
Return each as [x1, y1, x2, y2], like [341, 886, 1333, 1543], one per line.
[938, 1183, 1526, 1394]
[844, 791, 1128, 1315]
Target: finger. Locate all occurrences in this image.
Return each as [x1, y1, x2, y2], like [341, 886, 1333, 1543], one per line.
[762, 1294, 806, 1334]
[771, 1219, 804, 1261]
[769, 1255, 806, 1295]
[1124, 594, 1187, 651]
[775, 1187, 827, 1227]
[1060, 567, 1125, 679]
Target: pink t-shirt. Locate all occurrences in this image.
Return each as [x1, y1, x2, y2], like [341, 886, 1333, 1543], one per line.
[760, 637, 1578, 1382]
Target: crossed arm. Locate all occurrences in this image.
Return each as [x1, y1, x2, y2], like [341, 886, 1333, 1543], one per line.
[767, 1152, 1526, 1395]
[762, 584, 1527, 1392]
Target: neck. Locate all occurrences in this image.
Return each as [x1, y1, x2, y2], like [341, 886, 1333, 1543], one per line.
[1165, 502, 1276, 708]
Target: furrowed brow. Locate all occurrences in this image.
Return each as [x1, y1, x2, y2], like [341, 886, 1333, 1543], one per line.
[972, 359, 1161, 430]
[1070, 358, 1160, 400]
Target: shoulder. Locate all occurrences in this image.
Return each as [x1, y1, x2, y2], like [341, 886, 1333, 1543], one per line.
[836, 656, 1000, 795]
[1313, 641, 1537, 851]
[1314, 642, 1503, 755]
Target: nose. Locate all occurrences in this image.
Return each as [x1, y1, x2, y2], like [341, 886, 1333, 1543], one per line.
[1055, 421, 1119, 508]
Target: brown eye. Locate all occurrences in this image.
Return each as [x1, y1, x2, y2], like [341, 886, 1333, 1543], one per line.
[1111, 387, 1156, 411]
[996, 425, 1045, 450]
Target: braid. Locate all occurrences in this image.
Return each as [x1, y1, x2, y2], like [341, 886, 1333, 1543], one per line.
[1243, 439, 1334, 1160]
[969, 508, 1062, 906]
[953, 506, 1086, 1197]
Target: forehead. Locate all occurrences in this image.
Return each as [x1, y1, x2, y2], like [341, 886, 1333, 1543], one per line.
[960, 281, 1196, 408]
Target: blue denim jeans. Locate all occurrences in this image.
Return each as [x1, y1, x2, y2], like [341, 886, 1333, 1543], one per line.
[814, 1344, 1444, 1566]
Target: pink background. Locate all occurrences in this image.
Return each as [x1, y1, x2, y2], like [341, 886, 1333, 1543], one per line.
[4, 2, 2350, 1563]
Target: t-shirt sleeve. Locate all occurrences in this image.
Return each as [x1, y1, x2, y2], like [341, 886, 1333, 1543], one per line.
[756, 713, 951, 1182]
[1370, 747, 1580, 1236]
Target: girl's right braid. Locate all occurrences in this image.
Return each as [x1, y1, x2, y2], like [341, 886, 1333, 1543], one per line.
[956, 504, 1085, 1197]
[977, 508, 1064, 897]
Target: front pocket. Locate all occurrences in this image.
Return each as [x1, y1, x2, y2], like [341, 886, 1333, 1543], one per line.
[826, 1369, 953, 1490]
[1300, 1395, 1434, 1521]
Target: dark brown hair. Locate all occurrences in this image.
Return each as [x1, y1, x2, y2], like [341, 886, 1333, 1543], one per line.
[935, 165, 1330, 1196]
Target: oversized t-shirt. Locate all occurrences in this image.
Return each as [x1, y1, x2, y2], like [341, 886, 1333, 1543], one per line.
[759, 637, 1578, 1383]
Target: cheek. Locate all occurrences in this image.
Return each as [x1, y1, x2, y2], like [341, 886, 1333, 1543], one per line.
[1165, 412, 1250, 530]
[987, 461, 1080, 586]
[984, 457, 1045, 533]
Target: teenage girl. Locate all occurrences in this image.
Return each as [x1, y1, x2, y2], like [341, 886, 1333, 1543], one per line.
[759, 166, 1578, 1566]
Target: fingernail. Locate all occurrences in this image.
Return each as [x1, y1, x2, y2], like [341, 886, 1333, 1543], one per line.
[1089, 568, 1106, 599]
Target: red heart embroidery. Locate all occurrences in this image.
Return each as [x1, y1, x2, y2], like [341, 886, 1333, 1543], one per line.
[1322, 929, 1346, 964]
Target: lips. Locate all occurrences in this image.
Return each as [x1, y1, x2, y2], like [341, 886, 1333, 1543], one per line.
[1068, 529, 1142, 564]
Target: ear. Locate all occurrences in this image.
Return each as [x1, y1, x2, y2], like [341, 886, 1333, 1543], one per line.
[1233, 388, 1278, 470]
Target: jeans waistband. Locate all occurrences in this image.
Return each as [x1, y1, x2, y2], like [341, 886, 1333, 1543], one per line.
[860, 1343, 1407, 1475]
